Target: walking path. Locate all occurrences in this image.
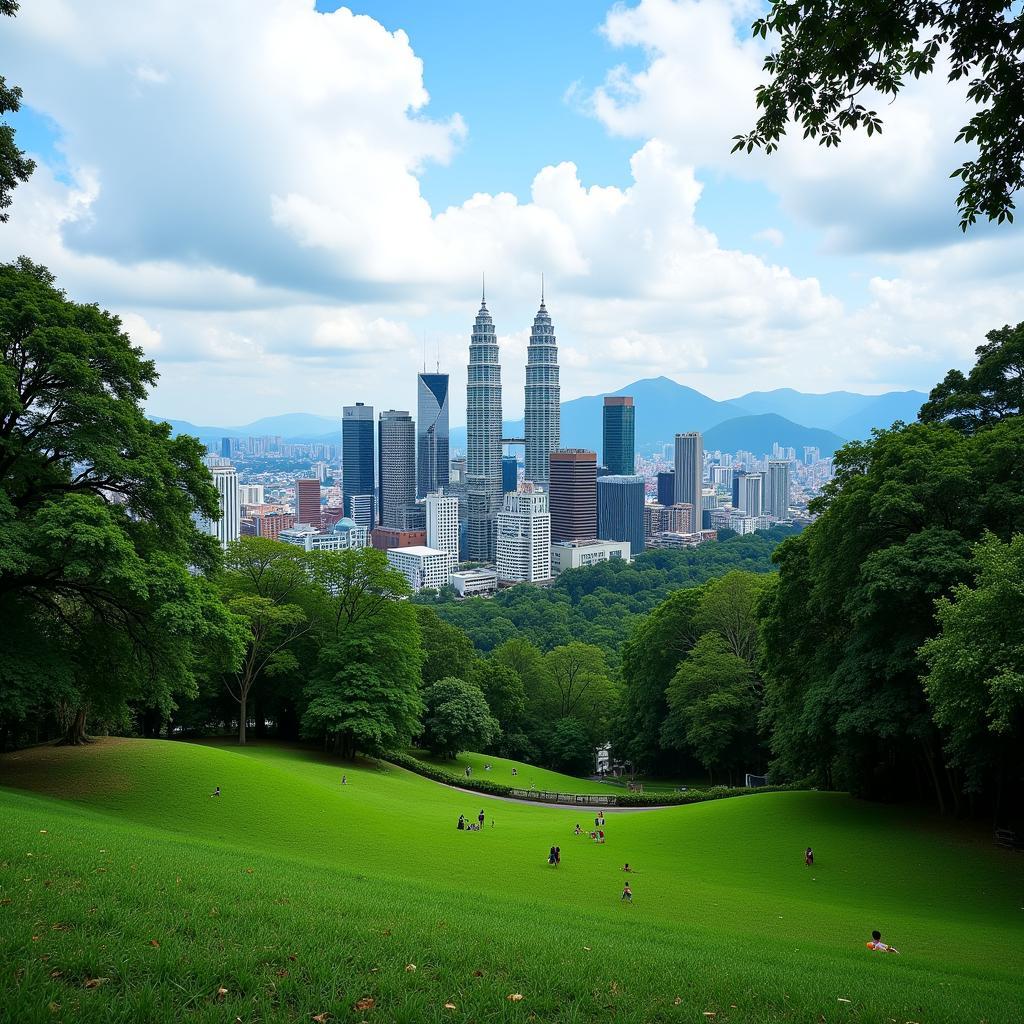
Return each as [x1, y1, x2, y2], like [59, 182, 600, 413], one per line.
[433, 779, 676, 812]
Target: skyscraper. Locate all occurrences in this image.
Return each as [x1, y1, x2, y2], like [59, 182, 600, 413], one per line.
[549, 449, 597, 543]
[426, 491, 460, 567]
[502, 454, 518, 493]
[765, 460, 791, 520]
[524, 287, 560, 486]
[342, 403, 374, 528]
[674, 432, 703, 517]
[497, 488, 552, 583]
[738, 472, 764, 515]
[657, 470, 675, 508]
[466, 291, 503, 562]
[295, 478, 321, 528]
[378, 410, 416, 529]
[416, 372, 449, 498]
[602, 397, 635, 476]
[597, 474, 645, 554]
[195, 464, 240, 549]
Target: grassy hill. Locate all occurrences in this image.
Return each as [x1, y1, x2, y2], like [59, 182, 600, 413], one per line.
[1, 739, 1021, 1023]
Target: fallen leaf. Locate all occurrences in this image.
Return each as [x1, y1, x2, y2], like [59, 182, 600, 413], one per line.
[275, 969, 288, 978]
[47, 1002, 60, 1013]
[674, 997, 682, 1006]
[444, 1002, 457, 1010]
[405, 963, 417, 972]
[353, 997, 375, 1011]
[245, 868, 254, 875]
[288, 954, 298, 961]
[472, 969, 484, 977]
[583, 946, 591, 951]
[49, 970, 62, 979]
[508, 993, 524, 1002]
[312, 1014, 330, 1024]
[149, 939, 160, 948]
[703, 1014, 717, 1019]
[216, 986, 229, 1000]
[39, 830, 48, 834]
[83, 978, 109, 989]
[31, 935, 40, 942]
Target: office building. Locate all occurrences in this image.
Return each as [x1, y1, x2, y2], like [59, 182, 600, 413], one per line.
[549, 449, 597, 543]
[278, 519, 368, 552]
[803, 446, 820, 465]
[497, 488, 551, 583]
[387, 546, 451, 593]
[657, 470, 675, 508]
[220, 437, 234, 459]
[378, 410, 416, 529]
[644, 502, 665, 538]
[417, 372, 450, 498]
[674, 432, 703, 517]
[737, 472, 764, 516]
[663, 503, 694, 535]
[466, 292, 503, 561]
[370, 527, 427, 552]
[396, 502, 426, 532]
[597, 474, 645, 555]
[450, 567, 499, 597]
[550, 538, 630, 575]
[502, 455, 518, 493]
[732, 469, 747, 509]
[342, 403, 374, 527]
[765, 460, 791, 520]
[710, 466, 733, 489]
[195, 465, 240, 549]
[602, 397, 635, 476]
[238, 484, 265, 507]
[524, 288, 560, 485]
[294, 478, 321, 527]
[449, 456, 467, 486]
[426, 491, 460, 566]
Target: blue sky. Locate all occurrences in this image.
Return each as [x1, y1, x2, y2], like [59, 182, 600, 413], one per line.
[1, 0, 1020, 423]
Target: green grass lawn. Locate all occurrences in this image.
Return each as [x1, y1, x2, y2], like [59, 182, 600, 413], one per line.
[1, 739, 1021, 1023]
[411, 749, 620, 795]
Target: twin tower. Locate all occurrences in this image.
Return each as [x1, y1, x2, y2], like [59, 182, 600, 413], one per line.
[466, 287, 560, 562]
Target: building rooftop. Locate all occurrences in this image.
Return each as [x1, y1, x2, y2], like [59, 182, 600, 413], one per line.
[387, 546, 448, 558]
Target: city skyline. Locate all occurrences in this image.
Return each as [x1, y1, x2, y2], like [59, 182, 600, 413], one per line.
[3, 1, 1020, 427]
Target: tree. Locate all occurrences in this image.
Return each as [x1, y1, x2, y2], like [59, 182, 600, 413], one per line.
[542, 643, 621, 748]
[695, 570, 772, 669]
[920, 532, 1024, 810]
[1, 2, 35, 222]
[733, 1, 1024, 228]
[420, 677, 499, 759]
[919, 322, 1024, 433]
[301, 548, 423, 757]
[661, 634, 759, 785]
[544, 717, 596, 776]
[219, 538, 314, 744]
[0, 258, 241, 744]
[415, 606, 478, 684]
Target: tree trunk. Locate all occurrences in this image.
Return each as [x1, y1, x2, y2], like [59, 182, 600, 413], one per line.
[921, 740, 947, 815]
[238, 694, 247, 745]
[61, 706, 90, 746]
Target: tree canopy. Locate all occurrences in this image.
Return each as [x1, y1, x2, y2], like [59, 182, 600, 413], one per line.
[0, 2, 34, 222]
[734, 0, 1024, 229]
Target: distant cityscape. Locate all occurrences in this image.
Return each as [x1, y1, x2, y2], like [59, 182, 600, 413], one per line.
[194, 289, 832, 596]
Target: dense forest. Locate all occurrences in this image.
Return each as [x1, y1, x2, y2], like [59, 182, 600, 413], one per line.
[3, 258, 1022, 823]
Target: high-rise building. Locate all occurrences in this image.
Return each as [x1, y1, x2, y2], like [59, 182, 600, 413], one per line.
[732, 469, 747, 509]
[738, 472, 764, 515]
[602, 397, 635, 476]
[466, 292, 503, 561]
[548, 449, 597, 543]
[220, 437, 233, 459]
[426, 491, 460, 567]
[342, 403, 375, 527]
[524, 288, 560, 486]
[238, 484, 264, 507]
[657, 470, 675, 508]
[597, 474, 645, 554]
[416, 373, 450, 498]
[803, 446, 820, 465]
[502, 455, 518, 494]
[674, 432, 703, 517]
[378, 410, 416, 528]
[496, 488, 551, 583]
[295, 478, 321, 527]
[764, 460, 791, 520]
[387, 546, 452, 593]
[196, 464, 240, 549]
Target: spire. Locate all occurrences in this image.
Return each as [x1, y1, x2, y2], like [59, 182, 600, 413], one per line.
[481, 271, 486, 306]
[540, 272, 545, 307]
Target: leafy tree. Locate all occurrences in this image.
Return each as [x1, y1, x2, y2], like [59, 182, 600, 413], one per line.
[415, 606, 477, 684]
[542, 643, 621, 747]
[219, 538, 313, 744]
[919, 321, 1024, 433]
[661, 633, 759, 784]
[695, 570, 772, 668]
[734, 1, 1024, 228]
[920, 533, 1024, 809]
[1, 2, 35, 222]
[544, 716, 596, 776]
[0, 258, 241, 744]
[473, 660, 527, 737]
[420, 676, 499, 759]
[301, 548, 423, 757]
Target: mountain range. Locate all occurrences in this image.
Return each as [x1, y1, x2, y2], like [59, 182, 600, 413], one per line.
[153, 377, 928, 459]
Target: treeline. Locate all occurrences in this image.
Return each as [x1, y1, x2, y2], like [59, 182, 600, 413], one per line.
[616, 323, 1024, 821]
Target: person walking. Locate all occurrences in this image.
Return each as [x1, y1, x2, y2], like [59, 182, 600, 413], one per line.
[478, 809, 485, 829]
[805, 846, 814, 867]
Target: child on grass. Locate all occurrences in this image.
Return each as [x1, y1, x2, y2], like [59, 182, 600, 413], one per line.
[621, 882, 632, 903]
[866, 930, 900, 953]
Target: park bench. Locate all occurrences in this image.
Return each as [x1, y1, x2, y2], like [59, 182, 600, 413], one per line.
[994, 828, 1022, 851]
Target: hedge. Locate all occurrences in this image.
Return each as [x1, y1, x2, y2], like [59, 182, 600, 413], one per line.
[381, 750, 798, 807]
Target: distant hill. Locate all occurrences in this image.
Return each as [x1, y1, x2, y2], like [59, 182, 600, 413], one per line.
[730, 387, 926, 439]
[152, 412, 339, 444]
[703, 414, 847, 458]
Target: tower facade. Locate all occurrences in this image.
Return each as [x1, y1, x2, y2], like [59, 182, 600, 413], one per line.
[765, 460, 791, 520]
[195, 464, 240, 549]
[497, 487, 552, 583]
[524, 292, 560, 486]
[416, 373, 449, 498]
[548, 449, 597, 543]
[378, 410, 416, 529]
[295, 478, 321, 528]
[426, 491, 460, 567]
[597, 474, 645, 554]
[342, 403, 375, 526]
[673, 432, 703, 519]
[466, 294, 503, 562]
[602, 396, 635, 476]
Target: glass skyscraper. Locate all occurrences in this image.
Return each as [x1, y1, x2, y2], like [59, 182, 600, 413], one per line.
[342, 403, 375, 527]
[524, 290, 560, 486]
[674, 431, 703, 519]
[378, 410, 416, 528]
[602, 396, 635, 476]
[597, 474, 645, 555]
[416, 372, 449, 498]
[466, 293, 502, 562]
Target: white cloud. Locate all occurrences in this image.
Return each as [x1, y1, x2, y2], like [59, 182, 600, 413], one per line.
[754, 228, 784, 248]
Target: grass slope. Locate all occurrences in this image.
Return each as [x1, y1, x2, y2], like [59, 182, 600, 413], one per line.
[411, 750, 620, 795]
[1, 739, 1021, 1023]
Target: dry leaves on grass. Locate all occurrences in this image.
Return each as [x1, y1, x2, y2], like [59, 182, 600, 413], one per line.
[405, 963, 416, 972]
[312, 1014, 330, 1023]
[674, 997, 683, 1005]
[353, 997, 375, 1011]
[507, 993, 524, 1002]
[83, 978, 109, 989]
[148, 939, 160, 947]
[216, 986, 229, 1001]
[444, 1002, 457, 1010]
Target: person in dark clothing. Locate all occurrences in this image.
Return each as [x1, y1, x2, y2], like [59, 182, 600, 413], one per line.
[457, 814, 465, 830]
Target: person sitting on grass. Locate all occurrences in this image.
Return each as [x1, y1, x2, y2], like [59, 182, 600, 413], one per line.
[622, 862, 634, 872]
[457, 814, 465, 830]
[621, 882, 632, 903]
[574, 824, 582, 836]
[548, 846, 557, 866]
[866, 930, 900, 954]
[511, 767, 518, 777]
[805, 846, 813, 866]
[210, 786, 221, 798]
